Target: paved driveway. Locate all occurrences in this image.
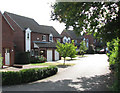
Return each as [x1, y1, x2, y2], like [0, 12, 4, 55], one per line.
[3, 54, 114, 91]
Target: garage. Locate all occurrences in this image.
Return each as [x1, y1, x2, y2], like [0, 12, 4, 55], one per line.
[47, 50, 52, 61]
[55, 50, 59, 61]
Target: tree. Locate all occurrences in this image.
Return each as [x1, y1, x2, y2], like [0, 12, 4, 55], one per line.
[68, 40, 77, 60]
[0, 54, 2, 68]
[51, 2, 120, 90]
[79, 41, 88, 57]
[51, 2, 120, 41]
[56, 41, 70, 65]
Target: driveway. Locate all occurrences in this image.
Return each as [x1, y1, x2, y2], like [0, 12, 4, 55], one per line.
[3, 54, 114, 91]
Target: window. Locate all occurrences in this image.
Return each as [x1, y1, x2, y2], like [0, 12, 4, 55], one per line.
[42, 35, 46, 41]
[75, 40, 77, 44]
[57, 38, 61, 42]
[86, 39, 89, 48]
[34, 49, 38, 57]
[68, 37, 71, 43]
[63, 36, 67, 43]
[49, 34, 53, 42]
[27, 33, 29, 39]
[31, 49, 34, 56]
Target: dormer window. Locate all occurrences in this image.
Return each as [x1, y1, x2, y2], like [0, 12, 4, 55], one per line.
[68, 37, 71, 43]
[63, 36, 67, 43]
[42, 35, 46, 41]
[57, 38, 61, 42]
[49, 34, 53, 42]
[27, 33, 29, 39]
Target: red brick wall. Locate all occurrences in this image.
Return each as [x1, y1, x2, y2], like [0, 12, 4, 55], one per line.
[83, 33, 94, 49]
[31, 32, 49, 49]
[0, 12, 2, 54]
[2, 14, 14, 65]
[4, 12, 25, 53]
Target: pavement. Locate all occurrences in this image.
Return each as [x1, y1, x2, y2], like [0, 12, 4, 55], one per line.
[2, 54, 114, 91]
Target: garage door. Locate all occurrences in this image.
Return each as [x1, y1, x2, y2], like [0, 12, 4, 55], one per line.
[55, 50, 59, 61]
[47, 50, 52, 61]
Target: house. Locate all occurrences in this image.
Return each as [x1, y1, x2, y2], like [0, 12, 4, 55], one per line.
[61, 30, 82, 50]
[0, 12, 15, 66]
[83, 33, 95, 52]
[83, 33, 105, 53]
[0, 12, 2, 54]
[61, 30, 102, 53]
[3, 11, 61, 64]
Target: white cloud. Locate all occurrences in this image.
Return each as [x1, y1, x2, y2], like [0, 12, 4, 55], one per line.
[0, 0, 65, 34]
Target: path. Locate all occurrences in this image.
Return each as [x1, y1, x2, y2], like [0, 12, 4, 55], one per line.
[3, 54, 114, 91]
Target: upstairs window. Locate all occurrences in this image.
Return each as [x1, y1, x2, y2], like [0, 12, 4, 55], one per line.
[63, 36, 67, 43]
[49, 34, 53, 42]
[68, 37, 71, 43]
[27, 33, 29, 39]
[57, 38, 61, 42]
[42, 35, 46, 41]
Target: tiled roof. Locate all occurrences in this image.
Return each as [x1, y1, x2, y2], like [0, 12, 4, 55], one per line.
[63, 30, 82, 40]
[5, 12, 61, 38]
[34, 41, 57, 48]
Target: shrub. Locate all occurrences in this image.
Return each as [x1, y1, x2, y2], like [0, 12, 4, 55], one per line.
[2, 66, 58, 86]
[107, 38, 120, 91]
[38, 56, 47, 62]
[15, 52, 30, 64]
[79, 41, 88, 56]
[30, 56, 47, 63]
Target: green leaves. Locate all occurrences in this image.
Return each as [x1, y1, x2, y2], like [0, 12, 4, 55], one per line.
[56, 40, 77, 64]
[51, 2, 120, 41]
[79, 41, 88, 56]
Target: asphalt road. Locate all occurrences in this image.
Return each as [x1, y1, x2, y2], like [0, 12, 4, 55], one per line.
[3, 54, 114, 91]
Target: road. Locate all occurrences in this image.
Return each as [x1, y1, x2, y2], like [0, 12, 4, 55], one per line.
[3, 54, 114, 91]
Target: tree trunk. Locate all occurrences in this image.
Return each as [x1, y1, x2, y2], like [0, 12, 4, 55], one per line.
[64, 58, 65, 65]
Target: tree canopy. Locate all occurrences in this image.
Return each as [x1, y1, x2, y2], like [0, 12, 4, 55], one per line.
[51, 2, 120, 41]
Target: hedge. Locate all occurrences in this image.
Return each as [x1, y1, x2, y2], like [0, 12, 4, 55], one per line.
[2, 66, 58, 86]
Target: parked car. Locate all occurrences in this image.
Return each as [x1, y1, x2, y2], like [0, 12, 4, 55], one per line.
[99, 49, 105, 54]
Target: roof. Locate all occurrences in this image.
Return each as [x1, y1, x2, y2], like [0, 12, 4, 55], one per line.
[62, 30, 82, 40]
[33, 41, 57, 48]
[4, 12, 61, 38]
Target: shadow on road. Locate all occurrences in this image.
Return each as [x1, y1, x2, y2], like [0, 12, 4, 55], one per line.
[6, 73, 114, 91]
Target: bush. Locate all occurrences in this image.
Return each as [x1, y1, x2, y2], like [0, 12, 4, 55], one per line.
[30, 56, 47, 63]
[107, 38, 120, 91]
[15, 52, 30, 64]
[2, 66, 58, 86]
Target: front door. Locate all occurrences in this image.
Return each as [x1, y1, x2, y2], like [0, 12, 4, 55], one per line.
[5, 48, 10, 65]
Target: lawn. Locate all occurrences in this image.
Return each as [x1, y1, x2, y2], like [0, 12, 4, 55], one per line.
[30, 62, 75, 66]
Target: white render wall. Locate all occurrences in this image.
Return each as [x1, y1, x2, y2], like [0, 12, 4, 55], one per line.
[25, 28, 31, 52]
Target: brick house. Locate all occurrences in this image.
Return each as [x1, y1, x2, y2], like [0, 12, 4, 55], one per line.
[61, 30, 103, 53]
[83, 33, 95, 52]
[0, 12, 15, 66]
[3, 11, 61, 63]
[0, 12, 2, 54]
[61, 30, 82, 50]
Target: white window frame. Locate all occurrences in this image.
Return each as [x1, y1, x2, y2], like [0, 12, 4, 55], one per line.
[42, 35, 46, 41]
[57, 38, 61, 42]
[49, 34, 53, 42]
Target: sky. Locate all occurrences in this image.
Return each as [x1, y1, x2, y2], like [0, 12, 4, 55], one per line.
[0, 0, 66, 34]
